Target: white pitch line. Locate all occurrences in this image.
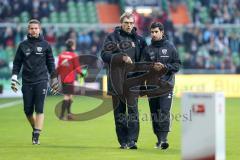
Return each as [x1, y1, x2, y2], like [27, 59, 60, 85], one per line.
[0, 100, 22, 109]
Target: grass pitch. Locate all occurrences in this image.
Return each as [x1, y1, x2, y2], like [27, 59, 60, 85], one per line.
[0, 96, 239, 160]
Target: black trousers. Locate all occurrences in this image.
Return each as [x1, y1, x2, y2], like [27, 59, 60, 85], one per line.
[112, 95, 139, 145]
[148, 92, 173, 142]
[21, 81, 48, 116]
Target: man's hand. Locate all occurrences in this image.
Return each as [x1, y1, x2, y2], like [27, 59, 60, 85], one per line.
[11, 75, 20, 93]
[153, 62, 165, 71]
[122, 56, 133, 64]
[50, 75, 59, 95]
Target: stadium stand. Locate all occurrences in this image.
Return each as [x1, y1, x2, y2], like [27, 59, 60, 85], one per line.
[0, 0, 239, 77]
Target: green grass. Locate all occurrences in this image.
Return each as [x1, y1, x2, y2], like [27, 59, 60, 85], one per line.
[0, 97, 239, 160]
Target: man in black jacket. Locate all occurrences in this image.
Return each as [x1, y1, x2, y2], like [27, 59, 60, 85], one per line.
[101, 12, 146, 149]
[144, 22, 181, 149]
[11, 19, 59, 145]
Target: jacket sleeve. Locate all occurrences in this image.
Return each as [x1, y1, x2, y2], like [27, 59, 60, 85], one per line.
[12, 44, 23, 76]
[56, 54, 62, 75]
[46, 43, 56, 77]
[142, 47, 150, 62]
[165, 45, 181, 73]
[140, 38, 147, 61]
[101, 34, 120, 64]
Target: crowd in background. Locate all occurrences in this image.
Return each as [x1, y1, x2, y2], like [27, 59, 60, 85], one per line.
[128, 0, 240, 72]
[0, 0, 118, 22]
[1, 25, 239, 73]
[190, 0, 240, 25]
[1, 0, 62, 21]
[2, 0, 238, 24]
[0, 0, 240, 73]
[0, 26, 108, 56]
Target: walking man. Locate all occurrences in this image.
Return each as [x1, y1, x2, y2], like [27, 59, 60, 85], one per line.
[144, 22, 181, 149]
[101, 12, 146, 149]
[11, 19, 59, 145]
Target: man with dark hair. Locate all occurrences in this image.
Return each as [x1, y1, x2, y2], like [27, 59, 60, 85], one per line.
[11, 19, 59, 145]
[101, 12, 147, 149]
[144, 22, 181, 149]
[57, 39, 86, 120]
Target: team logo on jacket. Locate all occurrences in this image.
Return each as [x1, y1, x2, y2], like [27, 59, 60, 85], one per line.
[25, 48, 31, 56]
[37, 47, 42, 52]
[25, 52, 30, 56]
[162, 49, 167, 55]
[149, 51, 155, 60]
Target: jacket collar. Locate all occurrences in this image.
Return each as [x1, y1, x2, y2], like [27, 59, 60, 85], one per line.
[27, 34, 43, 42]
[114, 26, 137, 38]
[151, 36, 167, 47]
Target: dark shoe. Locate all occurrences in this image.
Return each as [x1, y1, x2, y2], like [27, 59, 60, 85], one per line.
[155, 141, 169, 150]
[155, 142, 160, 148]
[32, 132, 40, 145]
[128, 141, 137, 149]
[160, 142, 169, 150]
[119, 143, 127, 149]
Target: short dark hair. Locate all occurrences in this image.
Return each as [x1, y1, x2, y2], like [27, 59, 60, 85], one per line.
[65, 39, 76, 51]
[150, 22, 164, 31]
[28, 19, 41, 27]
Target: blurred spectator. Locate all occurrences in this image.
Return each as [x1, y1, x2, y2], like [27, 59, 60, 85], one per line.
[14, 26, 24, 45]
[3, 27, 15, 48]
[44, 27, 57, 45]
[55, 0, 67, 12]
[132, 9, 143, 34]
[22, 0, 32, 12]
[0, 44, 7, 68]
[31, 0, 40, 11]
[77, 32, 92, 52]
[12, 0, 21, 16]
[152, 9, 168, 24]
[39, 1, 51, 18]
[0, 24, 239, 72]
[31, 8, 40, 19]
[193, 0, 240, 24]
[0, 0, 239, 73]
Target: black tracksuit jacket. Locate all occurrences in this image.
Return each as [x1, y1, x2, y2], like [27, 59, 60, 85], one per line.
[12, 34, 56, 84]
[144, 37, 181, 87]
